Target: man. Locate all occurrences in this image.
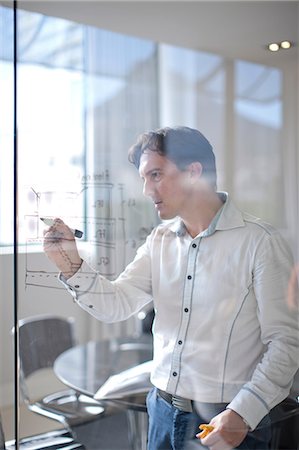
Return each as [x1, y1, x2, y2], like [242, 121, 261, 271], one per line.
[43, 126, 298, 450]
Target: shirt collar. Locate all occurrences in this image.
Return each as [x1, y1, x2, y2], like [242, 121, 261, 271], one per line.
[169, 192, 245, 237]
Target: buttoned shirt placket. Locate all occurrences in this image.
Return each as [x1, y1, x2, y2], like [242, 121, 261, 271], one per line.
[166, 207, 224, 395]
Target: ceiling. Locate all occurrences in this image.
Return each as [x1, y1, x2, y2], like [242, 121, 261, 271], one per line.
[4, 0, 299, 66]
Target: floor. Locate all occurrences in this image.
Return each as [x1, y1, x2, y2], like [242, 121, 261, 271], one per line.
[1, 403, 62, 441]
[1, 403, 136, 449]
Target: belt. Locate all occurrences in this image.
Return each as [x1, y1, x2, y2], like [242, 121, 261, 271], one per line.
[157, 389, 193, 413]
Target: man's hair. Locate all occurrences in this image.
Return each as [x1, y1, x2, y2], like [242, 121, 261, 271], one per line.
[128, 126, 217, 189]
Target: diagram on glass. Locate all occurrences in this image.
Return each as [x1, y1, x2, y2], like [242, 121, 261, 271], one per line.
[24, 178, 156, 289]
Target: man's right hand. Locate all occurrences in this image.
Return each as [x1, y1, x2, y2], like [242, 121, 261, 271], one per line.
[43, 218, 82, 279]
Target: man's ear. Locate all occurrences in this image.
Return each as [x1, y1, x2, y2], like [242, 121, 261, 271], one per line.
[188, 162, 203, 180]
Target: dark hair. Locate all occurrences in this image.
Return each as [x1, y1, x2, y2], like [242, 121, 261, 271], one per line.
[128, 126, 217, 189]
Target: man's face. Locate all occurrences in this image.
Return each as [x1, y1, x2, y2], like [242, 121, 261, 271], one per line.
[139, 151, 192, 220]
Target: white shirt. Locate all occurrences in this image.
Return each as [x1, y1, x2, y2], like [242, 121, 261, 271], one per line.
[61, 192, 299, 430]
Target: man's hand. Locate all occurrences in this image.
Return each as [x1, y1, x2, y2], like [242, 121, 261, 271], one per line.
[43, 218, 82, 279]
[196, 409, 249, 450]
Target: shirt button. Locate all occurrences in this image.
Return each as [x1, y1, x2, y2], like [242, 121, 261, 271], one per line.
[88, 305, 94, 308]
[192, 243, 197, 248]
[187, 275, 192, 280]
[75, 285, 80, 288]
[172, 371, 178, 377]
[178, 340, 182, 345]
[184, 308, 189, 313]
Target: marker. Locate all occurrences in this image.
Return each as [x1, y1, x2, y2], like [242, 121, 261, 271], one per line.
[40, 217, 83, 238]
[197, 424, 215, 439]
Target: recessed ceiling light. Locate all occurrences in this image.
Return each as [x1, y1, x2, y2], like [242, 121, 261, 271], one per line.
[268, 43, 280, 52]
[280, 41, 292, 50]
[267, 41, 293, 52]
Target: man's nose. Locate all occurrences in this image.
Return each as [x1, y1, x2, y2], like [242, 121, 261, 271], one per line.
[143, 179, 153, 197]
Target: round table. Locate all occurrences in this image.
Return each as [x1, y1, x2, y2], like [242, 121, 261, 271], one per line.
[54, 334, 153, 450]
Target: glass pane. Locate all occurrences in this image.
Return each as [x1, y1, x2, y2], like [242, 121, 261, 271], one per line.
[83, 27, 159, 280]
[1, 3, 297, 448]
[8, 5, 159, 443]
[0, 4, 16, 443]
[234, 60, 284, 227]
[17, 11, 86, 247]
[158, 44, 227, 188]
[0, 6, 15, 246]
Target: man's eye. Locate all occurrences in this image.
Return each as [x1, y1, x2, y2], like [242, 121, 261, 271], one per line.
[151, 171, 162, 181]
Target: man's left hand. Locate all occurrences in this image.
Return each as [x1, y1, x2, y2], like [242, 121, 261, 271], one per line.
[196, 409, 249, 450]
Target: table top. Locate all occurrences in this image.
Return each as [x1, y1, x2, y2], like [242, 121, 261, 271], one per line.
[54, 334, 153, 411]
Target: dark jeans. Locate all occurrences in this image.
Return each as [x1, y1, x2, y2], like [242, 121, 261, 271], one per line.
[146, 388, 271, 450]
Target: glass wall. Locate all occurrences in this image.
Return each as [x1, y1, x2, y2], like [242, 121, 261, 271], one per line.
[0, 4, 161, 443]
[159, 45, 227, 188]
[234, 61, 284, 227]
[159, 45, 288, 232]
[0, 2, 297, 447]
[0, 2, 15, 443]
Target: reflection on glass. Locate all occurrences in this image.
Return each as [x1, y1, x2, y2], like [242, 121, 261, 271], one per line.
[1, 4, 160, 442]
[158, 44, 227, 189]
[0, 3, 296, 448]
[0, 3, 15, 444]
[234, 60, 283, 226]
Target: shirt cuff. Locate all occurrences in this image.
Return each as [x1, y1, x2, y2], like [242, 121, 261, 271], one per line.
[58, 260, 98, 301]
[227, 387, 269, 431]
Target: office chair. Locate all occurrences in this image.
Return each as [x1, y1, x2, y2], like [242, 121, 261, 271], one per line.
[4, 430, 85, 450]
[269, 395, 299, 450]
[17, 315, 105, 439]
[133, 307, 154, 337]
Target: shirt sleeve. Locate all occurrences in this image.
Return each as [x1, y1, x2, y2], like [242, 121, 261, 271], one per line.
[58, 236, 154, 323]
[228, 229, 299, 430]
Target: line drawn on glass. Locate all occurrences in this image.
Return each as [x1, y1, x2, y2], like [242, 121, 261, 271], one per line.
[24, 178, 157, 290]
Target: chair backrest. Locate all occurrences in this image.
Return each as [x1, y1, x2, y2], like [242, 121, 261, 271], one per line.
[134, 308, 154, 336]
[269, 396, 299, 449]
[18, 315, 76, 379]
[141, 308, 154, 334]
